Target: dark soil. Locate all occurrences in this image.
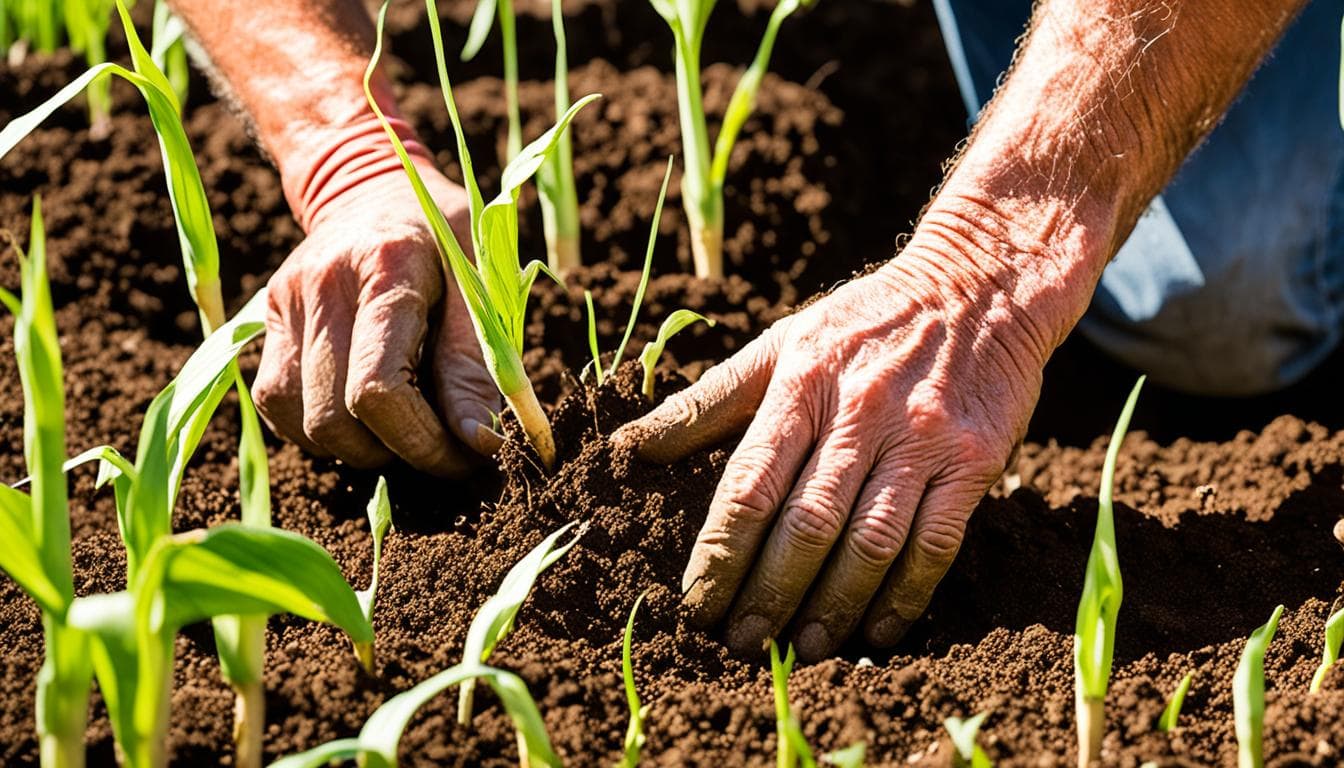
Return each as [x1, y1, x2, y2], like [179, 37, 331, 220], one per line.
[4, 1, 1344, 767]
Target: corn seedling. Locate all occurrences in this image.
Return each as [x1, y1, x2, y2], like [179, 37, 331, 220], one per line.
[1235, 604, 1283, 768]
[536, 0, 582, 272]
[944, 713, 991, 768]
[268, 661, 559, 768]
[357, 477, 394, 642]
[0, 198, 92, 768]
[1074, 375, 1144, 768]
[458, 521, 587, 724]
[367, 0, 599, 470]
[579, 156, 712, 392]
[1158, 672, 1192, 732]
[647, 0, 817, 278]
[619, 591, 650, 768]
[768, 642, 861, 767]
[1310, 605, 1344, 692]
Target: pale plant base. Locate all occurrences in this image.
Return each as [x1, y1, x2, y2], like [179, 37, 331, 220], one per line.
[1076, 694, 1104, 768]
[232, 682, 264, 768]
[505, 386, 556, 470]
[547, 234, 581, 277]
[40, 732, 85, 768]
[689, 223, 723, 280]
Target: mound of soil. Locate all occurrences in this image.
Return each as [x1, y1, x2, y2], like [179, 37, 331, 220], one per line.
[4, 2, 1344, 767]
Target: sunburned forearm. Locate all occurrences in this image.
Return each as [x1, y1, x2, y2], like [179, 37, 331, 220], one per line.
[166, 0, 415, 220]
[903, 0, 1307, 362]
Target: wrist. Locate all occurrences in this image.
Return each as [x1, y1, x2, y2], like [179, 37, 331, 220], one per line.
[888, 183, 1112, 367]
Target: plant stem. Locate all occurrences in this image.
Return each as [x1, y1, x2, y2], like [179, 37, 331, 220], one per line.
[504, 385, 556, 470]
[539, 0, 581, 274]
[499, 0, 521, 160]
[1076, 693, 1103, 768]
[671, 30, 723, 279]
[37, 622, 90, 768]
[232, 682, 264, 768]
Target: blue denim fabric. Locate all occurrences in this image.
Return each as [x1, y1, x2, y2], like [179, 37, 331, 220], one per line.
[932, 0, 1344, 395]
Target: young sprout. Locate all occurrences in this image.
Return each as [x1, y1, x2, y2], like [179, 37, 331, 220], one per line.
[639, 309, 715, 401]
[458, 521, 587, 724]
[944, 713, 992, 768]
[1158, 672, 1192, 732]
[1074, 376, 1145, 768]
[619, 591, 650, 768]
[770, 641, 813, 768]
[1234, 604, 1284, 768]
[356, 477, 394, 650]
[268, 662, 560, 768]
[646, 0, 818, 278]
[1310, 605, 1344, 692]
[0, 198, 93, 768]
[578, 156, 712, 394]
[823, 742, 866, 768]
[367, 0, 599, 470]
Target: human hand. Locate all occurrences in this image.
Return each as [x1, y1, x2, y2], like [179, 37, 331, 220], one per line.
[614, 224, 1069, 661]
[253, 116, 501, 477]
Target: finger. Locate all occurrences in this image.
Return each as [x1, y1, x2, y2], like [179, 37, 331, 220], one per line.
[681, 379, 816, 631]
[611, 318, 789, 464]
[300, 268, 394, 469]
[791, 453, 926, 661]
[723, 423, 872, 655]
[433, 274, 505, 457]
[253, 278, 325, 455]
[863, 473, 989, 647]
[347, 276, 476, 478]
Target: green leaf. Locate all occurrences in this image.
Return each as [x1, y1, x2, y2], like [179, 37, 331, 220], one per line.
[771, 641, 817, 768]
[120, 291, 268, 577]
[610, 156, 675, 375]
[619, 591, 650, 768]
[458, 521, 586, 724]
[1235, 604, 1284, 768]
[0, 484, 65, 615]
[639, 309, 715, 400]
[535, 0, 580, 270]
[1074, 376, 1145, 699]
[1311, 606, 1344, 693]
[1158, 672, 1192, 732]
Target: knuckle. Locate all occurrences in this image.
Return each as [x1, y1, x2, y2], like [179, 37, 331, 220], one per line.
[345, 376, 400, 421]
[848, 507, 909, 567]
[912, 514, 965, 564]
[779, 492, 845, 552]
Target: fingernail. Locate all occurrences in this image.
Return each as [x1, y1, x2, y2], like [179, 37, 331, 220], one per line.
[795, 622, 832, 662]
[867, 615, 912, 647]
[465, 419, 505, 455]
[726, 615, 771, 655]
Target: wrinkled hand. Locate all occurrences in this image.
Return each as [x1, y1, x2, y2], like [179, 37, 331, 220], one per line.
[255, 143, 500, 477]
[614, 239, 1052, 661]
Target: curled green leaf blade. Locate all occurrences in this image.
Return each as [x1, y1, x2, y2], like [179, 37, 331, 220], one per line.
[458, 521, 586, 723]
[0, 484, 65, 616]
[461, 0, 498, 61]
[584, 290, 604, 387]
[1158, 672, 1193, 732]
[266, 738, 362, 768]
[639, 309, 715, 400]
[823, 741, 866, 768]
[1311, 606, 1344, 693]
[1235, 604, 1284, 768]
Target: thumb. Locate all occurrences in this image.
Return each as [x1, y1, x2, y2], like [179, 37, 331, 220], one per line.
[433, 275, 505, 456]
